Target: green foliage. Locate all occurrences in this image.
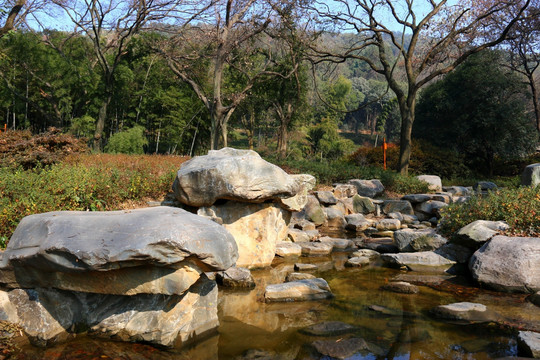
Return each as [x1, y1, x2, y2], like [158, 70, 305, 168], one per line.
[415, 50, 538, 176]
[308, 118, 356, 160]
[105, 126, 148, 154]
[439, 187, 540, 238]
[70, 115, 96, 138]
[0, 154, 186, 247]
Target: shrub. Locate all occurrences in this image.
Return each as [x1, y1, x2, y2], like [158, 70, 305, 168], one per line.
[0, 154, 187, 248]
[438, 186, 540, 238]
[0, 128, 89, 169]
[105, 126, 148, 154]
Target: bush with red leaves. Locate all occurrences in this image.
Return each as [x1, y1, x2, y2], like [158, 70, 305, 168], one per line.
[0, 128, 89, 169]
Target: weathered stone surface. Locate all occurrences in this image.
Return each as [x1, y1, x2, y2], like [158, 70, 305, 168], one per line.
[415, 200, 448, 218]
[1, 207, 237, 295]
[303, 195, 326, 226]
[299, 321, 357, 337]
[345, 214, 371, 232]
[454, 220, 509, 249]
[172, 148, 300, 207]
[286, 272, 316, 282]
[376, 219, 401, 231]
[348, 179, 385, 198]
[522, 163, 540, 187]
[382, 200, 414, 215]
[324, 208, 346, 229]
[431, 193, 452, 204]
[300, 242, 334, 256]
[0, 290, 19, 323]
[380, 281, 419, 294]
[345, 256, 371, 267]
[431, 302, 499, 323]
[318, 236, 354, 250]
[201, 202, 288, 269]
[394, 229, 447, 252]
[315, 191, 338, 205]
[518, 331, 540, 358]
[352, 195, 376, 214]
[264, 278, 333, 302]
[416, 175, 442, 192]
[294, 219, 316, 231]
[275, 242, 302, 257]
[333, 184, 358, 198]
[216, 267, 255, 288]
[287, 228, 311, 243]
[469, 236, 540, 293]
[5, 277, 219, 348]
[279, 174, 316, 212]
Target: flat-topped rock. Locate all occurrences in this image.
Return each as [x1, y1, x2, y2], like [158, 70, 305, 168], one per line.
[380, 281, 419, 294]
[315, 191, 338, 205]
[264, 278, 333, 302]
[299, 321, 357, 337]
[286, 272, 316, 282]
[0, 207, 238, 295]
[454, 220, 509, 249]
[172, 148, 304, 207]
[318, 236, 354, 250]
[394, 228, 447, 252]
[430, 302, 499, 323]
[300, 242, 334, 256]
[401, 194, 433, 203]
[216, 267, 255, 288]
[345, 256, 371, 267]
[276, 242, 302, 257]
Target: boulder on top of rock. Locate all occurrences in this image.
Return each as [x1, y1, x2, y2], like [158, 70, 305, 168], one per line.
[286, 272, 316, 282]
[333, 184, 357, 199]
[394, 228, 447, 252]
[453, 220, 509, 249]
[315, 191, 338, 205]
[416, 175, 442, 192]
[352, 195, 376, 214]
[443, 186, 471, 197]
[302, 195, 327, 226]
[348, 179, 384, 198]
[279, 174, 316, 212]
[415, 200, 448, 218]
[382, 200, 414, 215]
[345, 214, 372, 232]
[0, 207, 238, 295]
[469, 236, 540, 293]
[264, 278, 333, 302]
[376, 219, 401, 231]
[521, 163, 540, 188]
[216, 267, 255, 288]
[324, 208, 346, 229]
[172, 148, 303, 207]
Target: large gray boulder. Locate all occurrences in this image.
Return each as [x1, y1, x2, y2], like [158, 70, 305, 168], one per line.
[0, 207, 238, 294]
[522, 163, 540, 187]
[469, 236, 540, 293]
[453, 220, 509, 249]
[172, 148, 304, 207]
[416, 175, 442, 192]
[348, 179, 384, 198]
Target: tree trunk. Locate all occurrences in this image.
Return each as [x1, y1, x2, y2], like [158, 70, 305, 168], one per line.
[277, 123, 288, 159]
[529, 73, 540, 132]
[93, 93, 112, 151]
[221, 121, 228, 148]
[397, 103, 415, 176]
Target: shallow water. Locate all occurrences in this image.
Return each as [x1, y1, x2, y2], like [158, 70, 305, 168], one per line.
[13, 251, 540, 360]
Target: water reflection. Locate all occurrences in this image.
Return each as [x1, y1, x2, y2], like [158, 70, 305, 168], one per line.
[13, 250, 538, 359]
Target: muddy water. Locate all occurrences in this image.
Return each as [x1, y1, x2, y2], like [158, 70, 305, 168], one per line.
[14, 252, 540, 360]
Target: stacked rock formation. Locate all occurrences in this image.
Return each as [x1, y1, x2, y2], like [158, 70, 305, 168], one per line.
[172, 148, 315, 268]
[0, 207, 238, 348]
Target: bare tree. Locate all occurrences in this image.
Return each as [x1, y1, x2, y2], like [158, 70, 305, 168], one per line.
[50, 0, 185, 150]
[505, 3, 540, 132]
[161, 0, 301, 150]
[0, 0, 26, 38]
[308, 0, 532, 175]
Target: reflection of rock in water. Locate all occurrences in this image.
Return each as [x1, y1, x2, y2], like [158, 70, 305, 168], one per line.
[18, 334, 220, 360]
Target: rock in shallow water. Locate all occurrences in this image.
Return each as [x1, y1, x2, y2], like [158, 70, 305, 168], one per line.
[299, 321, 358, 337]
[216, 267, 255, 288]
[2, 277, 219, 348]
[264, 278, 333, 302]
[430, 302, 500, 324]
[518, 331, 540, 358]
